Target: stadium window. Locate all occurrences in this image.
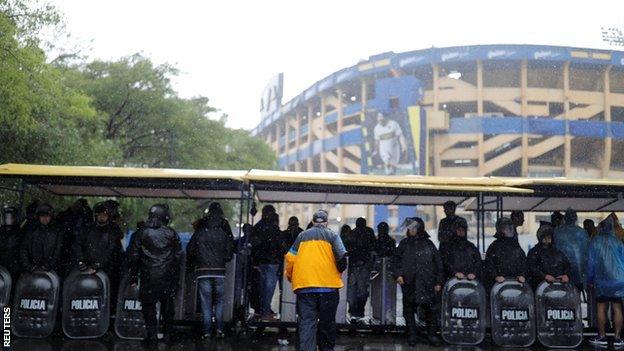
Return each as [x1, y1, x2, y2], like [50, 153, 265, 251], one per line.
[569, 66, 604, 92]
[450, 141, 478, 149]
[611, 106, 624, 122]
[441, 159, 478, 167]
[366, 82, 376, 101]
[483, 61, 520, 88]
[571, 137, 603, 168]
[342, 115, 362, 128]
[610, 70, 624, 93]
[611, 140, 624, 170]
[528, 62, 563, 89]
[444, 102, 478, 117]
[549, 102, 564, 117]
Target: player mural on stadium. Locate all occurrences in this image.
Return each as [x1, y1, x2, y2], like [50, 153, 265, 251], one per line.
[372, 112, 407, 175]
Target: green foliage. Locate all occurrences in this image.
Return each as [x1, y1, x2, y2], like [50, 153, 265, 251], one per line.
[0, 2, 275, 233]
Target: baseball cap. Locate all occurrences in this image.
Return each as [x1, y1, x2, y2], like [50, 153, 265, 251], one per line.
[312, 210, 328, 224]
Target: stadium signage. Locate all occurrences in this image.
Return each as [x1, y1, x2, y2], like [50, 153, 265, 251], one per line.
[399, 55, 426, 67]
[534, 51, 560, 60]
[441, 51, 469, 62]
[487, 50, 515, 59]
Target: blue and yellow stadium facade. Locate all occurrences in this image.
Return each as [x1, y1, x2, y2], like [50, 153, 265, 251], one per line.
[252, 44, 624, 232]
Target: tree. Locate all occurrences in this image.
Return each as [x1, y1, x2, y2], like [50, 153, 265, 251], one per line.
[0, 3, 114, 166]
[0, 2, 276, 232]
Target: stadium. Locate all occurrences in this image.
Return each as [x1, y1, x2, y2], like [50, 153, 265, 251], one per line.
[252, 44, 624, 238]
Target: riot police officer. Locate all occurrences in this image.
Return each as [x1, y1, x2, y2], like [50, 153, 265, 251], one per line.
[20, 204, 63, 274]
[526, 223, 570, 290]
[484, 217, 527, 290]
[440, 217, 481, 282]
[73, 202, 123, 308]
[392, 217, 444, 346]
[0, 206, 23, 280]
[128, 204, 183, 345]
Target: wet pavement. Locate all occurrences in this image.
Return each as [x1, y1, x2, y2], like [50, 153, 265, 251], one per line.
[7, 331, 603, 351]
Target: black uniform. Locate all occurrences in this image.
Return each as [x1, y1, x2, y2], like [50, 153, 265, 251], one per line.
[392, 229, 444, 338]
[281, 224, 303, 256]
[73, 222, 123, 306]
[128, 205, 183, 342]
[0, 223, 22, 279]
[20, 222, 63, 273]
[526, 243, 571, 289]
[440, 234, 482, 281]
[375, 222, 396, 258]
[484, 232, 527, 289]
[437, 215, 458, 249]
[57, 201, 93, 277]
[343, 218, 376, 319]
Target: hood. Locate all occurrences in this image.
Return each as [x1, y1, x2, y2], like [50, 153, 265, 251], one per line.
[564, 208, 578, 225]
[598, 216, 616, 236]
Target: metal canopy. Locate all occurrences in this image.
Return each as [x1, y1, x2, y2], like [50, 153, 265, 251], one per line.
[1, 164, 622, 211]
[0, 163, 246, 200]
[246, 170, 531, 206]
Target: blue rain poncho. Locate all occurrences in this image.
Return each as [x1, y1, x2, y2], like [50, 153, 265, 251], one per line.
[587, 217, 624, 298]
[553, 210, 589, 289]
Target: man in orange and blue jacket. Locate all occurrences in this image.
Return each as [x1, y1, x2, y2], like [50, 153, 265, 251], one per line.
[284, 210, 347, 351]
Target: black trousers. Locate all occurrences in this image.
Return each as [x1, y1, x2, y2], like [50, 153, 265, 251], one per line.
[141, 294, 175, 337]
[296, 291, 339, 351]
[401, 284, 438, 336]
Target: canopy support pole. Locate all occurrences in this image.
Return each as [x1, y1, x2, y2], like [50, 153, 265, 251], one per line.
[477, 192, 486, 253]
[17, 180, 26, 216]
[240, 185, 256, 325]
[496, 194, 503, 220]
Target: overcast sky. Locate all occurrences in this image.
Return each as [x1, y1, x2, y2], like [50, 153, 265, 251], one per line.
[53, 0, 623, 130]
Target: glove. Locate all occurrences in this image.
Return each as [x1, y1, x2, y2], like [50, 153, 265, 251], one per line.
[78, 262, 88, 271]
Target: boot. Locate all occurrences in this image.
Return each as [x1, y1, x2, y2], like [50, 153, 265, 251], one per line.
[142, 326, 158, 347]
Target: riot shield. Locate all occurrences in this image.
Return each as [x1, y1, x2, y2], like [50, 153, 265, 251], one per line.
[441, 278, 487, 345]
[535, 281, 582, 348]
[0, 265, 11, 311]
[11, 271, 60, 338]
[370, 257, 396, 325]
[62, 269, 110, 339]
[490, 279, 535, 347]
[114, 275, 146, 340]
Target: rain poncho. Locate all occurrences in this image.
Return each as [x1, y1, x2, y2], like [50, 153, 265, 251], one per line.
[553, 210, 589, 289]
[586, 217, 624, 298]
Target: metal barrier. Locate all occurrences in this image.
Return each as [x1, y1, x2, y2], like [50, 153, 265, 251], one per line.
[370, 257, 396, 326]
